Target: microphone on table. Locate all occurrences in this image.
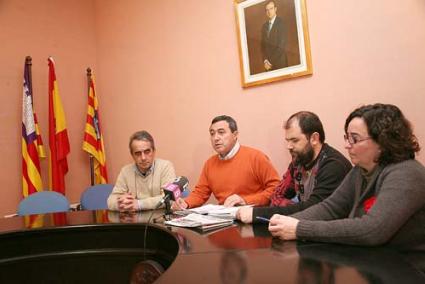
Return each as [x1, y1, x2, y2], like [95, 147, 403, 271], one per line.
[145, 176, 189, 255]
[155, 176, 189, 210]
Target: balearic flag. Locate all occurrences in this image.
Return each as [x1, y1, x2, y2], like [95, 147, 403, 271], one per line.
[82, 70, 108, 184]
[48, 57, 70, 194]
[22, 56, 46, 197]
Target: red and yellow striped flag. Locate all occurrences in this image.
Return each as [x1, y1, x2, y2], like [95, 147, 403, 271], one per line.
[24, 214, 44, 229]
[82, 71, 108, 184]
[48, 57, 70, 194]
[22, 56, 46, 197]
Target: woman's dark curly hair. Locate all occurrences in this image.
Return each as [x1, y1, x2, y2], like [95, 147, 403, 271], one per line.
[344, 103, 420, 166]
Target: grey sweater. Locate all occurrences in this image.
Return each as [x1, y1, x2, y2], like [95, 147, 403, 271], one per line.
[293, 159, 425, 248]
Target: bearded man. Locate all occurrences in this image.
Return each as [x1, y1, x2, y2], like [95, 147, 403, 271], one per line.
[237, 111, 352, 224]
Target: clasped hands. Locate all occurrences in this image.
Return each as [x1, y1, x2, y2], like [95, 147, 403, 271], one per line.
[264, 59, 273, 71]
[117, 193, 139, 212]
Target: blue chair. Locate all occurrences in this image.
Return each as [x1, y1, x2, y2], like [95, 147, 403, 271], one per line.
[80, 184, 113, 210]
[181, 188, 190, 198]
[17, 191, 70, 216]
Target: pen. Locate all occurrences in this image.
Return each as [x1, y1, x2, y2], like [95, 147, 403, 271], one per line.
[256, 216, 270, 223]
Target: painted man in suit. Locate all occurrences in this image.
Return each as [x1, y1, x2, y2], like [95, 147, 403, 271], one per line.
[261, 0, 287, 71]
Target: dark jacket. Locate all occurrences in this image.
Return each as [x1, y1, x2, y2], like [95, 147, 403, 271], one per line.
[261, 16, 287, 70]
[253, 144, 352, 222]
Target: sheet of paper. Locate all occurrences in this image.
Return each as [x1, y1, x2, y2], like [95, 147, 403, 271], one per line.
[165, 213, 233, 229]
[188, 204, 226, 215]
[208, 205, 254, 219]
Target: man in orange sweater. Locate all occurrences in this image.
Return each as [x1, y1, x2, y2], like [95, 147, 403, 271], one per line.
[173, 115, 280, 209]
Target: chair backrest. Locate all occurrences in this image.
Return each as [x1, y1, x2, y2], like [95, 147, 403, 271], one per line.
[18, 191, 70, 216]
[181, 188, 190, 198]
[80, 184, 114, 210]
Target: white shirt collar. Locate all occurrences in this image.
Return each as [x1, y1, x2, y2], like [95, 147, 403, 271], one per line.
[219, 141, 240, 160]
[269, 15, 277, 26]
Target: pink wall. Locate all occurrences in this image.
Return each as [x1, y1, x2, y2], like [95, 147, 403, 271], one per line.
[0, 0, 424, 216]
[95, 0, 425, 191]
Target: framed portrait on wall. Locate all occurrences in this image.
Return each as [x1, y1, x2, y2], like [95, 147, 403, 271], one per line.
[234, 0, 312, 87]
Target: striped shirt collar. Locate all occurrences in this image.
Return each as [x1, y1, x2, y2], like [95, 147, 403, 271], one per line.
[134, 160, 155, 177]
[219, 141, 240, 160]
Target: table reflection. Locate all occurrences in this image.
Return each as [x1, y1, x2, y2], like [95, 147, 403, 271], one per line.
[292, 242, 425, 284]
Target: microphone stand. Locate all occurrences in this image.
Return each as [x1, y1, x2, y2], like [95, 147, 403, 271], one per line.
[153, 195, 173, 223]
[164, 198, 172, 221]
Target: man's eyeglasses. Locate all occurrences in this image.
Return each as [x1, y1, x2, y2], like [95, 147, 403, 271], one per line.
[344, 134, 371, 145]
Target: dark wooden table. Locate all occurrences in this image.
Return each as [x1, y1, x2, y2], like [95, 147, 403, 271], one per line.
[0, 210, 424, 283]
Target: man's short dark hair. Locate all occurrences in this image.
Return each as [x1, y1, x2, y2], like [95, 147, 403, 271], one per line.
[129, 130, 155, 152]
[344, 103, 420, 165]
[266, 0, 277, 8]
[284, 111, 325, 143]
[211, 115, 238, 133]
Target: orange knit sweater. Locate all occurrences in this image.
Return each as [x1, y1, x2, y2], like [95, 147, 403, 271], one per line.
[185, 146, 280, 208]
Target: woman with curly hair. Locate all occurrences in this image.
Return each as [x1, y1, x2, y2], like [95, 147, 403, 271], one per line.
[268, 103, 425, 248]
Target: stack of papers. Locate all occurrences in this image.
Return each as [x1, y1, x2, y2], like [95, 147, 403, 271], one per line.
[187, 204, 252, 220]
[187, 204, 225, 215]
[164, 213, 234, 232]
[206, 206, 242, 220]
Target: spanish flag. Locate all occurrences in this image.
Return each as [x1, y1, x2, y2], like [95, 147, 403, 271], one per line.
[22, 56, 46, 197]
[48, 57, 70, 194]
[82, 70, 108, 184]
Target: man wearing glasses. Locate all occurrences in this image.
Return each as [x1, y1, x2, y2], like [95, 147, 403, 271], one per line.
[237, 111, 352, 223]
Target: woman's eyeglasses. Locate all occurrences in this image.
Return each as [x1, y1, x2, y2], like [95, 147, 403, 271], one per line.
[344, 134, 371, 145]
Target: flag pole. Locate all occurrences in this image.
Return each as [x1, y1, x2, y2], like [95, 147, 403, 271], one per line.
[26, 56, 33, 99]
[86, 67, 95, 186]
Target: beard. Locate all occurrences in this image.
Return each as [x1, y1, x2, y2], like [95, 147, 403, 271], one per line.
[291, 143, 315, 166]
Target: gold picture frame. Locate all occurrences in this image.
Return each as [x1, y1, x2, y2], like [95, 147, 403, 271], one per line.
[234, 0, 313, 87]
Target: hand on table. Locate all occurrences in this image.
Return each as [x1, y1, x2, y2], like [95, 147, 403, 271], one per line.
[268, 214, 299, 240]
[224, 194, 246, 207]
[236, 206, 253, 224]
